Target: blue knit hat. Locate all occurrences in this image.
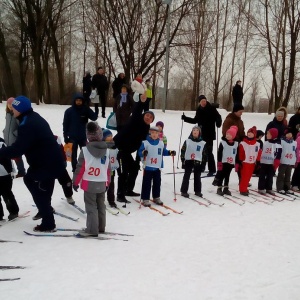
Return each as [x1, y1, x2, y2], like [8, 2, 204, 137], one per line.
[102, 129, 113, 141]
[12, 96, 32, 114]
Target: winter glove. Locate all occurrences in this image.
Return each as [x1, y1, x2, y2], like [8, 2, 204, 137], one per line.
[273, 159, 280, 171]
[235, 163, 240, 173]
[181, 113, 186, 121]
[142, 150, 148, 157]
[181, 160, 185, 169]
[169, 150, 176, 156]
[73, 185, 79, 192]
[64, 136, 70, 144]
[217, 162, 223, 171]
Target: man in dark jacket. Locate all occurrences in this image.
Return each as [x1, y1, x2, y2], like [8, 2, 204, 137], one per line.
[82, 71, 92, 104]
[63, 93, 98, 172]
[182, 95, 222, 175]
[232, 80, 244, 105]
[288, 107, 300, 139]
[91, 67, 109, 117]
[112, 96, 154, 202]
[0, 96, 65, 232]
[112, 73, 126, 99]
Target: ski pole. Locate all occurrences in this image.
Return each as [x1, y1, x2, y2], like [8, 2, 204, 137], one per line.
[176, 113, 184, 169]
[139, 154, 147, 209]
[172, 155, 177, 201]
[119, 158, 126, 209]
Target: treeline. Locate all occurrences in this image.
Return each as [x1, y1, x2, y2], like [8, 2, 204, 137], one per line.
[0, 0, 299, 111]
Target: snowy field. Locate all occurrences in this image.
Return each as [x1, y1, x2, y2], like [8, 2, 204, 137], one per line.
[1, 101, 300, 300]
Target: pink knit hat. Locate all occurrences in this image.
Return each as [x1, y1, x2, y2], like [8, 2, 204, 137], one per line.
[226, 126, 238, 139]
[7, 97, 14, 105]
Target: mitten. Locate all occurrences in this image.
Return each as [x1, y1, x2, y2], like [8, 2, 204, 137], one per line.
[235, 163, 240, 173]
[169, 150, 176, 156]
[181, 114, 186, 121]
[73, 185, 79, 192]
[142, 150, 148, 157]
[181, 160, 185, 169]
[217, 162, 223, 171]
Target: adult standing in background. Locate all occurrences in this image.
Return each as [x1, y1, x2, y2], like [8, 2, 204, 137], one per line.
[288, 107, 300, 139]
[82, 71, 92, 105]
[232, 80, 244, 105]
[0, 96, 65, 232]
[112, 73, 126, 100]
[145, 79, 153, 112]
[63, 93, 98, 172]
[222, 104, 245, 142]
[265, 108, 288, 139]
[131, 73, 147, 103]
[91, 67, 109, 118]
[2, 97, 26, 177]
[182, 95, 222, 176]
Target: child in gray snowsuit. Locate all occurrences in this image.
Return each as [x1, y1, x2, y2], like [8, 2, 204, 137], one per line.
[73, 122, 110, 237]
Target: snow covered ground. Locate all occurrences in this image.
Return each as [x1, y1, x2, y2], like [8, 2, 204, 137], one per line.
[1, 102, 300, 300]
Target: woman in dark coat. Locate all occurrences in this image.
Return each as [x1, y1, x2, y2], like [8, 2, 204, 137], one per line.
[182, 95, 222, 175]
[265, 109, 288, 139]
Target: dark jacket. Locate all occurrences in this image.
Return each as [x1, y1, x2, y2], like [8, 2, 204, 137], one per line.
[288, 113, 300, 139]
[92, 73, 109, 95]
[265, 117, 287, 140]
[222, 112, 245, 142]
[183, 102, 222, 142]
[82, 73, 92, 97]
[0, 138, 13, 174]
[232, 84, 243, 104]
[112, 74, 126, 98]
[0, 110, 65, 180]
[113, 102, 150, 153]
[113, 93, 135, 127]
[63, 94, 98, 143]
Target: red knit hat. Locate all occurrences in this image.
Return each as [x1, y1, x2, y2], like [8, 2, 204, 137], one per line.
[247, 126, 257, 136]
[226, 126, 238, 139]
[268, 128, 278, 139]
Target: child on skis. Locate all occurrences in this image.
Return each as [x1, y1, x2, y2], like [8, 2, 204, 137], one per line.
[216, 126, 238, 196]
[291, 132, 300, 191]
[155, 121, 167, 147]
[73, 122, 110, 237]
[276, 128, 297, 195]
[0, 137, 19, 221]
[253, 130, 265, 176]
[102, 129, 119, 208]
[180, 126, 206, 198]
[237, 126, 261, 196]
[258, 128, 281, 195]
[138, 126, 175, 207]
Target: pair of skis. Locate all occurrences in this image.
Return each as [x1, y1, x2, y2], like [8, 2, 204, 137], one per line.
[175, 193, 225, 207]
[23, 230, 130, 241]
[0, 211, 31, 229]
[132, 198, 183, 216]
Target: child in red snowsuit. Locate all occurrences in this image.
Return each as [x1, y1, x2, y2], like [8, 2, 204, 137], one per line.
[237, 126, 262, 196]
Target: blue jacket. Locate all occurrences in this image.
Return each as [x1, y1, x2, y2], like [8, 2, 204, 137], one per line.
[0, 109, 65, 180]
[63, 93, 98, 143]
[138, 135, 170, 171]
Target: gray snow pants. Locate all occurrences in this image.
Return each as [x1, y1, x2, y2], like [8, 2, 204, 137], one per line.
[84, 191, 106, 235]
[276, 164, 293, 191]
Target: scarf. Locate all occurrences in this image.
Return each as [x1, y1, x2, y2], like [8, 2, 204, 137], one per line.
[135, 78, 143, 83]
[120, 92, 128, 107]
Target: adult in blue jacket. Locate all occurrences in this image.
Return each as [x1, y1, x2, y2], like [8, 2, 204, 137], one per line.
[0, 96, 65, 232]
[63, 93, 98, 172]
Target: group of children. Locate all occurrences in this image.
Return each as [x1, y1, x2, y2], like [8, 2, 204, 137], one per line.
[214, 125, 299, 198]
[2, 105, 300, 237]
